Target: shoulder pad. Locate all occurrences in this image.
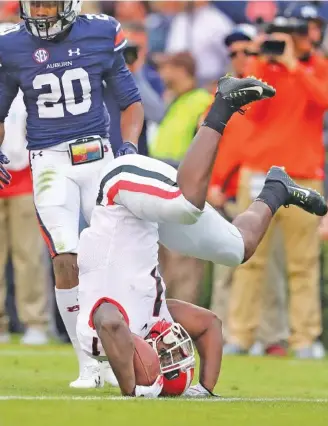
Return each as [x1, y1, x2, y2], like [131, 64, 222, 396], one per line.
[82, 14, 127, 52]
[0, 23, 20, 37]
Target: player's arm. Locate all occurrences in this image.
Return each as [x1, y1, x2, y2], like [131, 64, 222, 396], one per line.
[93, 302, 137, 396]
[104, 52, 144, 153]
[166, 299, 223, 394]
[92, 303, 163, 397]
[0, 68, 19, 188]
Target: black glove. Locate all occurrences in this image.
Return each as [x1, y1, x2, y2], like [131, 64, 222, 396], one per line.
[0, 150, 11, 189]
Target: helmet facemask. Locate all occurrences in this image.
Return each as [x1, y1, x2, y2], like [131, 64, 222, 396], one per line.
[20, 1, 81, 40]
[146, 321, 195, 376]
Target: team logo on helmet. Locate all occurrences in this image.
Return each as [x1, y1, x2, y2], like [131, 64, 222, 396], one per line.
[33, 48, 50, 64]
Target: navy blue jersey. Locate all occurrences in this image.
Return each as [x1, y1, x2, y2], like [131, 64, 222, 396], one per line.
[0, 14, 141, 150]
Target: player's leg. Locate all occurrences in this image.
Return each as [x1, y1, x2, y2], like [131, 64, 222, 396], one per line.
[97, 77, 275, 262]
[161, 77, 327, 265]
[96, 154, 202, 225]
[174, 77, 274, 258]
[77, 137, 114, 225]
[30, 149, 99, 387]
[159, 203, 245, 266]
[176, 77, 276, 211]
[0, 199, 9, 341]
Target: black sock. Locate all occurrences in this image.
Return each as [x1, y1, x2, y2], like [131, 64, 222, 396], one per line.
[256, 181, 289, 215]
[201, 93, 234, 135]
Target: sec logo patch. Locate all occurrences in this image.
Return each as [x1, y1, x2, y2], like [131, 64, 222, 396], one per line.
[33, 48, 49, 64]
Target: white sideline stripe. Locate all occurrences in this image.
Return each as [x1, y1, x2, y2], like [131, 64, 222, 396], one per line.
[0, 396, 328, 403]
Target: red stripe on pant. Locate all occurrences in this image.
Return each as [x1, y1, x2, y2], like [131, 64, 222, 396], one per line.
[107, 180, 182, 206]
[35, 210, 57, 258]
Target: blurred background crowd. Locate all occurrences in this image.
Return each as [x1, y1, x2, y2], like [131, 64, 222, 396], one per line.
[2, 0, 328, 360]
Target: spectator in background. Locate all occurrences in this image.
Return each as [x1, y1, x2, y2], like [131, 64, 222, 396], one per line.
[245, 0, 278, 24]
[150, 52, 212, 304]
[165, 0, 233, 87]
[214, 0, 283, 25]
[226, 15, 328, 359]
[0, 1, 19, 21]
[0, 4, 47, 346]
[208, 24, 289, 356]
[104, 21, 165, 155]
[285, 3, 327, 55]
[146, 1, 185, 53]
[111, 0, 147, 23]
[81, 1, 100, 14]
[0, 87, 48, 345]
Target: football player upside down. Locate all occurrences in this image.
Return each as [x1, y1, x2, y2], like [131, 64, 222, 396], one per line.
[76, 75, 327, 397]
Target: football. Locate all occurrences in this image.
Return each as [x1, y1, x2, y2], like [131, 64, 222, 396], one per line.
[133, 334, 161, 386]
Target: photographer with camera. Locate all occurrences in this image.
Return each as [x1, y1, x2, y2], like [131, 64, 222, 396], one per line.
[205, 24, 289, 357]
[284, 3, 326, 55]
[225, 15, 328, 358]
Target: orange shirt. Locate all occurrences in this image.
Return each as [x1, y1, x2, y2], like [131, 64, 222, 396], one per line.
[243, 54, 328, 180]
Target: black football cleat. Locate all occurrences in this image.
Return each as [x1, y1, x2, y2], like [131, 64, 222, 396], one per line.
[216, 75, 276, 113]
[265, 166, 327, 216]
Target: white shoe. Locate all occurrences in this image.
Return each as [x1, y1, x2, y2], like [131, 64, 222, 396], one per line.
[312, 341, 326, 359]
[0, 332, 10, 343]
[103, 362, 119, 387]
[294, 342, 326, 360]
[248, 341, 265, 356]
[69, 364, 104, 389]
[21, 328, 48, 345]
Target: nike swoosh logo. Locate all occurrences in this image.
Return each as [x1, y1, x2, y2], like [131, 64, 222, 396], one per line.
[243, 86, 264, 95]
[289, 187, 310, 197]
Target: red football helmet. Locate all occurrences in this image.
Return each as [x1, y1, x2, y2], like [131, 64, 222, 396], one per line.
[146, 320, 195, 396]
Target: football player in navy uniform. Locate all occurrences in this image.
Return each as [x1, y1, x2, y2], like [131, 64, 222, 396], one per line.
[0, 0, 143, 388]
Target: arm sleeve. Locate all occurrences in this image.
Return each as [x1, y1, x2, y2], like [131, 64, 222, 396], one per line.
[133, 69, 166, 123]
[0, 69, 19, 123]
[291, 61, 328, 108]
[104, 52, 142, 111]
[113, 21, 127, 53]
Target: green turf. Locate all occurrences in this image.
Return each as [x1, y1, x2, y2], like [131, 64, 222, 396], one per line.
[1, 341, 328, 426]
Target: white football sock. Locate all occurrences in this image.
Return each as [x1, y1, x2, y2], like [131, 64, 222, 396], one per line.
[55, 286, 96, 372]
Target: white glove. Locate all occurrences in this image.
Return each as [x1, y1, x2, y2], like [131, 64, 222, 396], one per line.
[135, 375, 163, 398]
[183, 383, 219, 398]
[102, 362, 119, 388]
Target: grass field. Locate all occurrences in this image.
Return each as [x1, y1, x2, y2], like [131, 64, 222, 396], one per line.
[1, 340, 328, 426]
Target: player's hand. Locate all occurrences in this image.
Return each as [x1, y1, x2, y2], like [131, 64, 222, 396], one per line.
[135, 375, 163, 398]
[0, 151, 11, 189]
[183, 383, 220, 398]
[115, 142, 138, 157]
